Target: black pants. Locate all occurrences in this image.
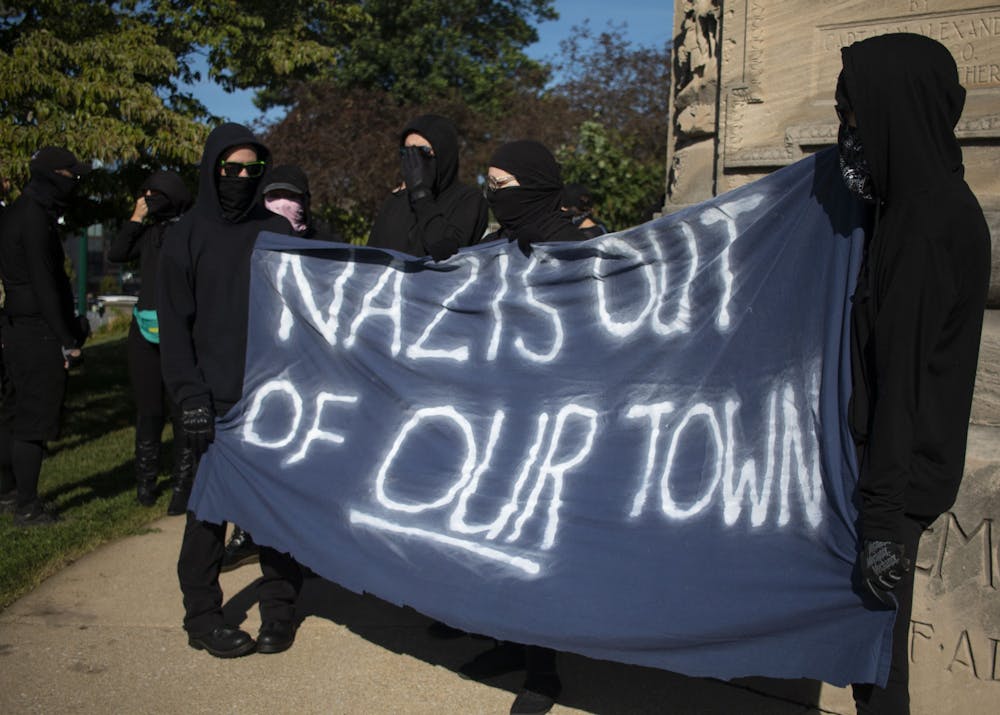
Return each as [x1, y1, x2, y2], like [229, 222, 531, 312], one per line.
[127, 321, 179, 424]
[0, 318, 68, 507]
[852, 514, 930, 715]
[177, 512, 303, 635]
[0, 317, 67, 441]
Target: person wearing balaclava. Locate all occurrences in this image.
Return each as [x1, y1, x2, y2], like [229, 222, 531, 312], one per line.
[108, 171, 194, 511]
[837, 34, 990, 714]
[459, 141, 581, 715]
[560, 183, 609, 239]
[368, 114, 488, 259]
[157, 123, 303, 659]
[482, 140, 587, 253]
[0, 147, 92, 526]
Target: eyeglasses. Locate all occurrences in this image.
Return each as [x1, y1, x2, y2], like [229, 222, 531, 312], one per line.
[219, 160, 267, 178]
[486, 174, 518, 192]
[399, 145, 434, 158]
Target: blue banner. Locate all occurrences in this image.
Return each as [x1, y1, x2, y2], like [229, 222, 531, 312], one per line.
[191, 148, 894, 686]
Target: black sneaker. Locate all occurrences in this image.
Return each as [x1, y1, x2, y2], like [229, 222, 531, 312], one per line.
[257, 621, 296, 654]
[459, 641, 527, 679]
[187, 625, 256, 658]
[0, 490, 16, 514]
[220, 527, 259, 572]
[14, 502, 59, 527]
[511, 673, 561, 715]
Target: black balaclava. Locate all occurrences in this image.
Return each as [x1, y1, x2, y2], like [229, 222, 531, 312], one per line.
[488, 140, 580, 246]
[24, 146, 91, 215]
[140, 170, 192, 220]
[839, 34, 965, 205]
[561, 182, 596, 225]
[399, 114, 460, 197]
[196, 123, 270, 223]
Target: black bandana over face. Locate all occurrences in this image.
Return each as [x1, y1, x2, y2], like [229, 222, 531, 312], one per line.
[143, 192, 174, 219]
[838, 124, 875, 203]
[217, 175, 261, 221]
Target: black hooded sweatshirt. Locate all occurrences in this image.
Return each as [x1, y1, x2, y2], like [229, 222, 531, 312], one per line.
[108, 170, 192, 311]
[483, 140, 586, 246]
[0, 168, 86, 348]
[157, 123, 293, 414]
[842, 34, 991, 541]
[368, 114, 488, 258]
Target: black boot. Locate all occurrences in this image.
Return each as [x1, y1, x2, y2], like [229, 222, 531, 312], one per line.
[221, 526, 259, 572]
[167, 445, 196, 516]
[135, 440, 160, 507]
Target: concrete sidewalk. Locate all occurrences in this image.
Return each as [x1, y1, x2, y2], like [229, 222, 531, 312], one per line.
[0, 515, 851, 714]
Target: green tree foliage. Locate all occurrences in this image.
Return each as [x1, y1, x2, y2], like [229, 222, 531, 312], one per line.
[556, 121, 663, 231]
[0, 1, 364, 226]
[550, 23, 671, 228]
[322, 0, 555, 112]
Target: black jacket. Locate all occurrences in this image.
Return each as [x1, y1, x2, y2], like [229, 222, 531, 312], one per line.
[157, 123, 292, 414]
[108, 171, 192, 311]
[368, 115, 488, 258]
[0, 183, 84, 348]
[842, 34, 991, 540]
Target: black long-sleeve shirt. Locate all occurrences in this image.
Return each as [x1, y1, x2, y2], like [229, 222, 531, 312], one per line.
[108, 220, 171, 311]
[0, 192, 82, 347]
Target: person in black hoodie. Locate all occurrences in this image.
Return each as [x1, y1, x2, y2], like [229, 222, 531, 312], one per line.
[0, 147, 91, 526]
[109, 171, 194, 511]
[483, 140, 587, 253]
[837, 34, 991, 714]
[560, 183, 609, 239]
[461, 139, 585, 715]
[158, 123, 303, 659]
[368, 114, 488, 259]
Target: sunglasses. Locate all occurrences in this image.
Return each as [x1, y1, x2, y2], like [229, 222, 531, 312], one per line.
[399, 145, 434, 158]
[219, 160, 267, 178]
[486, 174, 518, 192]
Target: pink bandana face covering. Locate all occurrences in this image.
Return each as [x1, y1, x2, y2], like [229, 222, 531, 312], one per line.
[265, 196, 307, 232]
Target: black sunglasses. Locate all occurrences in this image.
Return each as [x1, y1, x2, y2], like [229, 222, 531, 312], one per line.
[399, 145, 434, 158]
[219, 160, 267, 178]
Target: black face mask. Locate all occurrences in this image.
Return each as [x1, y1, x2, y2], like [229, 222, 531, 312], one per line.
[217, 176, 260, 221]
[487, 186, 549, 229]
[143, 193, 174, 219]
[838, 124, 875, 203]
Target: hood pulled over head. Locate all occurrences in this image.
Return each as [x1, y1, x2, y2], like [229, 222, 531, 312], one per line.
[839, 33, 965, 202]
[140, 170, 193, 219]
[401, 114, 460, 195]
[197, 122, 270, 222]
[487, 140, 567, 233]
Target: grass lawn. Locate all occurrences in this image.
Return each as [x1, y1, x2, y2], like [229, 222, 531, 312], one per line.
[0, 315, 180, 610]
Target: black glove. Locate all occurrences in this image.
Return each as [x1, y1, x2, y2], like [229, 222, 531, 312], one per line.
[861, 540, 911, 604]
[182, 405, 215, 457]
[425, 237, 459, 262]
[401, 146, 435, 203]
[511, 225, 545, 255]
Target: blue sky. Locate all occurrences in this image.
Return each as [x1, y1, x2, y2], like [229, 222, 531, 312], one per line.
[187, 1, 673, 125]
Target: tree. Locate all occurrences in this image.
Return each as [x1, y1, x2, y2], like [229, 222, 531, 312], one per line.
[531, 23, 671, 229]
[0, 1, 364, 226]
[263, 1, 559, 240]
[556, 121, 664, 230]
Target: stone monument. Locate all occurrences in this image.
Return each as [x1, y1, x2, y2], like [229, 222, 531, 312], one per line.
[664, 2, 1000, 713]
